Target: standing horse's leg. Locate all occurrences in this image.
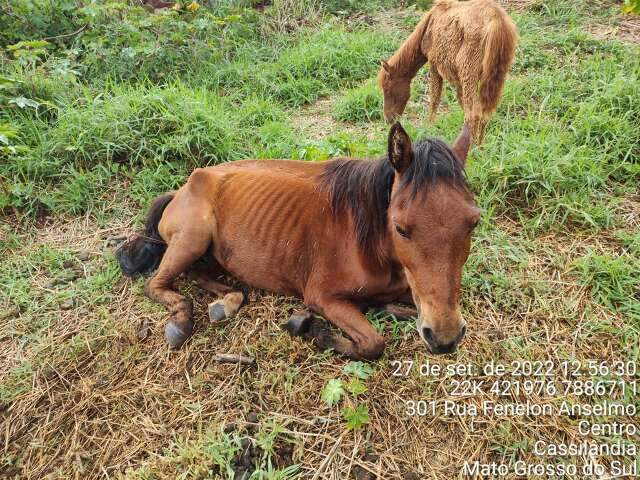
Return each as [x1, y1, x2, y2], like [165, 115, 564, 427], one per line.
[475, 116, 488, 145]
[455, 85, 463, 109]
[427, 67, 443, 123]
[460, 76, 483, 145]
[144, 232, 210, 349]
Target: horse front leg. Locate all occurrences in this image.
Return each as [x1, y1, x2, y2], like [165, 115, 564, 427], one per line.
[377, 304, 418, 321]
[319, 299, 386, 359]
[282, 309, 358, 357]
[285, 297, 385, 360]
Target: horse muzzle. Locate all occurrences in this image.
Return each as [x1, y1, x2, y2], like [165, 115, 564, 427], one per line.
[418, 320, 467, 354]
[384, 111, 399, 123]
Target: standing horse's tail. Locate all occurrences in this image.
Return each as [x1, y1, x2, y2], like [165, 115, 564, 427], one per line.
[117, 193, 174, 277]
[479, 12, 517, 115]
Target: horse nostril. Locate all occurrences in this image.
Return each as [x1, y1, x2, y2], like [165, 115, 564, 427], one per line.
[422, 327, 434, 342]
[459, 324, 467, 340]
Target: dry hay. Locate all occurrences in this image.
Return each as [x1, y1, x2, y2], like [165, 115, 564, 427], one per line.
[1, 204, 637, 480]
[498, 0, 538, 11]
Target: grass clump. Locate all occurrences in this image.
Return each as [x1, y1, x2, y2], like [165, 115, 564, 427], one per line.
[1, 2, 640, 478]
[332, 79, 383, 123]
[125, 424, 299, 479]
[2, 85, 297, 214]
[207, 26, 398, 106]
[573, 251, 640, 321]
[41, 85, 241, 169]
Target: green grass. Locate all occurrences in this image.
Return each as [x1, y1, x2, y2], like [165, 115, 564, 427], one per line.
[1, 0, 639, 477]
[122, 423, 299, 480]
[1, 15, 402, 214]
[332, 79, 383, 123]
[573, 250, 640, 321]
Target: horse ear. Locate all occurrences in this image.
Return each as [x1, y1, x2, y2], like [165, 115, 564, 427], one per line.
[451, 121, 472, 167]
[380, 59, 391, 73]
[388, 122, 413, 173]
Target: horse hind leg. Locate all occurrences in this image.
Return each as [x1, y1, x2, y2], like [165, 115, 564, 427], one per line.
[460, 79, 484, 145]
[475, 116, 488, 145]
[187, 267, 245, 323]
[144, 233, 209, 348]
[427, 67, 443, 123]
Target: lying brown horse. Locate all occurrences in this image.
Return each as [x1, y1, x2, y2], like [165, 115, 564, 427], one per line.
[117, 122, 479, 358]
[378, 0, 517, 144]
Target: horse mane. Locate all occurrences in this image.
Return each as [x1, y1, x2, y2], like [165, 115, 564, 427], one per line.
[382, 11, 431, 78]
[381, 0, 457, 80]
[318, 139, 468, 265]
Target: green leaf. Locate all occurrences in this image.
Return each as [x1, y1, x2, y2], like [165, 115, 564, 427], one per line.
[343, 361, 374, 380]
[0, 76, 21, 91]
[623, 0, 640, 14]
[9, 97, 40, 109]
[7, 40, 50, 51]
[346, 378, 367, 395]
[342, 404, 369, 430]
[321, 379, 344, 406]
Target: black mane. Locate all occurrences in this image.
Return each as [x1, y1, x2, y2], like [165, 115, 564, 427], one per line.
[318, 138, 468, 262]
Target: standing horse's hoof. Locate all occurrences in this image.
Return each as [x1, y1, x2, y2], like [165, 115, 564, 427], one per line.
[208, 292, 244, 322]
[282, 309, 314, 337]
[165, 321, 193, 349]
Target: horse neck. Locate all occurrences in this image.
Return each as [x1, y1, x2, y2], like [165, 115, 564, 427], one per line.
[320, 158, 395, 270]
[350, 159, 395, 270]
[388, 14, 429, 79]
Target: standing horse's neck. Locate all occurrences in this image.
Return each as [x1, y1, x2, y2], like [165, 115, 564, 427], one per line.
[388, 13, 429, 78]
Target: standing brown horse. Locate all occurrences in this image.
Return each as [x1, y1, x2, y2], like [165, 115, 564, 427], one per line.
[117, 122, 479, 359]
[378, 0, 517, 144]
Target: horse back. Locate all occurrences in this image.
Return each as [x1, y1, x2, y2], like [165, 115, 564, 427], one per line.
[423, 0, 512, 80]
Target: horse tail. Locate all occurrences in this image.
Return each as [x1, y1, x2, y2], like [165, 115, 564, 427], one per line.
[479, 12, 517, 114]
[117, 192, 174, 277]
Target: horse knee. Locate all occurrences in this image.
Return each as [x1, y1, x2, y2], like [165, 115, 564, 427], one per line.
[356, 335, 386, 360]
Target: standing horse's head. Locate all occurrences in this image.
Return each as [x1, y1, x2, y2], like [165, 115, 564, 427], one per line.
[387, 122, 478, 354]
[378, 60, 411, 123]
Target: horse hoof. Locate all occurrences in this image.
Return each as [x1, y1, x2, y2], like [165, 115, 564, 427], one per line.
[208, 302, 227, 322]
[208, 292, 244, 323]
[165, 321, 192, 349]
[282, 310, 314, 337]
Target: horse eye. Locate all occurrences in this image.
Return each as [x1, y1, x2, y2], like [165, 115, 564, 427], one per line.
[395, 224, 410, 239]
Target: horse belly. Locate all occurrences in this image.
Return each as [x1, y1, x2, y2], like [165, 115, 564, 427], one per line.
[211, 173, 318, 297]
[215, 238, 304, 297]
